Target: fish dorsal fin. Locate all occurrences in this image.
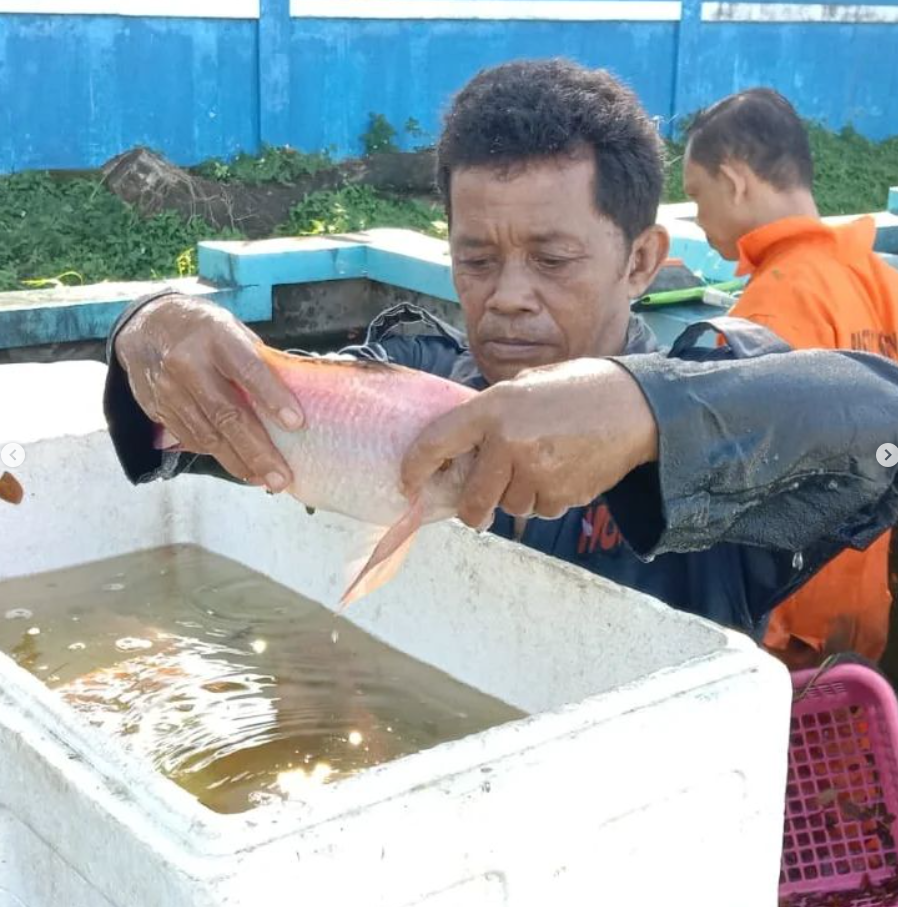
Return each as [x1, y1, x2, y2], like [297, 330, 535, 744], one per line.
[257, 343, 409, 375]
[339, 496, 424, 609]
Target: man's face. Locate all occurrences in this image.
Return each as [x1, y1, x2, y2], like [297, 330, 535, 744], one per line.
[683, 149, 747, 261]
[449, 155, 645, 385]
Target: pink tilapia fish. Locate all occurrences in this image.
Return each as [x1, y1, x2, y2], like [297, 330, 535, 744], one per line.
[158, 344, 477, 607]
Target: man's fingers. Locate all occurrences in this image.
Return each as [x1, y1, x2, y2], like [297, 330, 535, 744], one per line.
[534, 493, 570, 521]
[499, 469, 537, 517]
[401, 403, 487, 497]
[161, 393, 227, 455]
[188, 379, 293, 492]
[159, 406, 255, 482]
[217, 335, 304, 431]
[455, 442, 513, 530]
[207, 442, 257, 486]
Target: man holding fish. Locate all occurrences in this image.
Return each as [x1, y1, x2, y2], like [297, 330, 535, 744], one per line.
[104, 59, 898, 638]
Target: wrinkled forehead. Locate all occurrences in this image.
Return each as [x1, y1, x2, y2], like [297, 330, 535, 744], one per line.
[448, 146, 595, 195]
[447, 153, 610, 238]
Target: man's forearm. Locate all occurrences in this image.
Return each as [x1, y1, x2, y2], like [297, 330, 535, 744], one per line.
[607, 348, 898, 556]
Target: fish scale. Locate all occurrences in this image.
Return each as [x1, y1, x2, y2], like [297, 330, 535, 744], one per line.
[255, 349, 474, 527]
[252, 346, 478, 605]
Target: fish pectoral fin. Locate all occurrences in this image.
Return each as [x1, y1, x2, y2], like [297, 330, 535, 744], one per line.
[340, 496, 424, 609]
[154, 424, 182, 452]
[0, 472, 24, 505]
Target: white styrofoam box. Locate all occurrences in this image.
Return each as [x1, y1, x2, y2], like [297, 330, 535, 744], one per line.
[0, 361, 792, 907]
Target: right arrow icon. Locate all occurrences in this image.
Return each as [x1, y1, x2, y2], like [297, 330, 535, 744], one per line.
[877, 443, 898, 467]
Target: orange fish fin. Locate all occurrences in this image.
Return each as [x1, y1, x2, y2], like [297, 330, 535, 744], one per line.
[339, 496, 424, 609]
[0, 472, 23, 505]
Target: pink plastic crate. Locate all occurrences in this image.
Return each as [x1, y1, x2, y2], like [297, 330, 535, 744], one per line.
[780, 663, 898, 907]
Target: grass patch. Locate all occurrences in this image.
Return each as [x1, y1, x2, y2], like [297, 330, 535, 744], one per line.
[0, 121, 895, 291]
[193, 144, 334, 185]
[277, 184, 446, 238]
[662, 122, 898, 215]
[0, 171, 241, 292]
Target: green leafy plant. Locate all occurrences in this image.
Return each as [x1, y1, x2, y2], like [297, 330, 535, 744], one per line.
[278, 184, 446, 238]
[661, 121, 898, 215]
[359, 114, 433, 155]
[0, 119, 893, 293]
[0, 171, 241, 290]
[361, 114, 399, 155]
[194, 145, 333, 185]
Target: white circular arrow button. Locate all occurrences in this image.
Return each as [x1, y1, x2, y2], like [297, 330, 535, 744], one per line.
[876, 443, 898, 468]
[0, 443, 25, 470]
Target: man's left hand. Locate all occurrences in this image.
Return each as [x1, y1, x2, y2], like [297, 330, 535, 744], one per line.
[401, 359, 660, 529]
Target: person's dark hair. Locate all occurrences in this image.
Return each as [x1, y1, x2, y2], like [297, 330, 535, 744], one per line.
[686, 88, 813, 190]
[436, 58, 664, 245]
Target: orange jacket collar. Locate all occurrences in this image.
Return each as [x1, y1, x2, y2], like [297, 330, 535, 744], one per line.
[735, 215, 875, 276]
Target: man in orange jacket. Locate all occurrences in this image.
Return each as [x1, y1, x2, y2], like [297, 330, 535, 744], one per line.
[683, 87, 898, 667]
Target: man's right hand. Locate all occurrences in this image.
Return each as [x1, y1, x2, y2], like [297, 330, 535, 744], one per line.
[114, 295, 304, 491]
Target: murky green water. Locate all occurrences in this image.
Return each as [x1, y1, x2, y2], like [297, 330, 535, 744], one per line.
[0, 544, 523, 813]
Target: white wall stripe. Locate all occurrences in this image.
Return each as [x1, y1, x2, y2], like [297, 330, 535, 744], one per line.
[4, 0, 892, 24]
[0, 0, 259, 17]
[290, 0, 682, 20]
[702, 1, 898, 22]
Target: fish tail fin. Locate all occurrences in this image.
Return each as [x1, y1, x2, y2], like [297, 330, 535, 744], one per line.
[339, 496, 424, 610]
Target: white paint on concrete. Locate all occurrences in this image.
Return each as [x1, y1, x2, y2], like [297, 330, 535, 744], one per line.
[702, 1, 898, 22]
[0, 0, 258, 18]
[290, 0, 682, 20]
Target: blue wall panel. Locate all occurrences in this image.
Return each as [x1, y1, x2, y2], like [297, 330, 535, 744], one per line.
[0, 14, 259, 171]
[280, 19, 679, 157]
[675, 21, 898, 140]
[1, 6, 897, 172]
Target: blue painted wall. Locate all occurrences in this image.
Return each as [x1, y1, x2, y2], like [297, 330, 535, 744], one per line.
[275, 18, 678, 157]
[0, 14, 259, 171]
[675, 20, 898, 140]
[1, 2, 897, 172]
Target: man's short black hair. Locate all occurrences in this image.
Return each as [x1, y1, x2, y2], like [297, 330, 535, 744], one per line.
[436, 58, 664, 245]
[686, 88, 813, 190]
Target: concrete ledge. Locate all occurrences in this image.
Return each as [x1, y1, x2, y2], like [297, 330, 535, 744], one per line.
[0, 276, 271, 350]
[3, 199, 897, 353]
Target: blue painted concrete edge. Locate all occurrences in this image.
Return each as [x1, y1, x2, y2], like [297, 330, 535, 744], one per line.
[366, 247, 459, 302]
[0, 300, 132, 350]
[4, 205, 897, 350]
[0, 280, 273, 350]
[198, 242, 368, 287]
[0, 231, 731, 350]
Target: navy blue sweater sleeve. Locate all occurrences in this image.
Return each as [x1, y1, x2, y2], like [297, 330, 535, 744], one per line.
[604, 345, 898, 620]
[607, 347, 898, 555]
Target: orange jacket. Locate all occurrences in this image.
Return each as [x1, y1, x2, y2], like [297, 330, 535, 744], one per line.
[729, 215, 898, 663]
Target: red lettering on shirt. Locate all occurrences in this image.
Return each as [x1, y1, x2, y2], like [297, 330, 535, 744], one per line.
[578, 503, 622, 555]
